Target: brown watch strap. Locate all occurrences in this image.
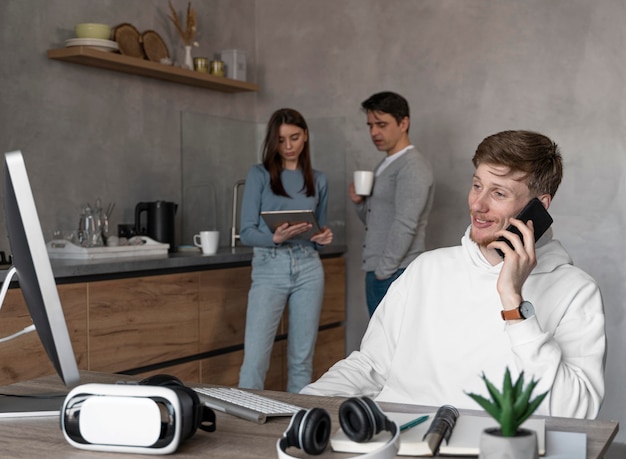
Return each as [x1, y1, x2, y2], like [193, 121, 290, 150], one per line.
[501, 308, 523, 320]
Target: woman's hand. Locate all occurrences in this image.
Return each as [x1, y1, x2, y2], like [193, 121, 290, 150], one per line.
[272, 222, 312, 244]
[311, 226, 333, 246]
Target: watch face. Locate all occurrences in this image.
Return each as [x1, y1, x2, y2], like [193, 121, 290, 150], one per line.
[519, 301, 535, 319]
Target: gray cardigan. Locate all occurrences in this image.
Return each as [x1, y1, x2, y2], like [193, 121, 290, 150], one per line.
[355, 147, 434, 279]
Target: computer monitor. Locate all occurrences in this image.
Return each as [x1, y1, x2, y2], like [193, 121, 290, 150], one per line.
[0, 150, 80, 389]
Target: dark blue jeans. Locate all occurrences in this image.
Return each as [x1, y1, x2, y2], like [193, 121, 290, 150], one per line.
[365, 268, 405, 317]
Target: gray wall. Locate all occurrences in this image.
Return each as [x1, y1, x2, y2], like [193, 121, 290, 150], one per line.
[2, 0, 625, 441]
[254, 0, 626, 439]
[0, 0, 256, 241]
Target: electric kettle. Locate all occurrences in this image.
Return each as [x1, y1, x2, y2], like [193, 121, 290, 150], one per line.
[135, 201, 178, 252]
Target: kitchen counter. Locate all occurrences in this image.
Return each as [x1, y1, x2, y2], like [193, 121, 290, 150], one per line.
[0, 244, 347, 284]
[0, 246, 347, 387]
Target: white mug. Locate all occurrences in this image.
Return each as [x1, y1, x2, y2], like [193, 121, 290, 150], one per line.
[354, 170, 374, 196]
[193, 230, 219, 255]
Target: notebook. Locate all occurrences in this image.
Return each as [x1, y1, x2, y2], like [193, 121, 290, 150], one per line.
[330, 408, 546, 457]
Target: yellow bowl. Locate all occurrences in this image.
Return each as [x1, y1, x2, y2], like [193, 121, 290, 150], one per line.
[75, 23, 111, 40]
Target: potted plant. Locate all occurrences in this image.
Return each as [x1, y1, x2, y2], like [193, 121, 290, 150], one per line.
[466, 367, 549, 459]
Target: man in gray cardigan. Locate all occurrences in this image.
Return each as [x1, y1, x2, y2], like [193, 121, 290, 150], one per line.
[350, 91, 435, 316]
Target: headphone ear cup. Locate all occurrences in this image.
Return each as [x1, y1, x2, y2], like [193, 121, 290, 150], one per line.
[300, 408, 331, 455]
[284, 410, 307, 449]
[284, 408, 331, 455]
[339, 396, 386, 443]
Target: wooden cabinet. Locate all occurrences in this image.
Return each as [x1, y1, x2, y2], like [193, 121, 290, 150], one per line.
[88, 273, 199, 372]
[197, 257, 347, 390]
[0, 257, 345, 390]
[0, 283, 88, 383]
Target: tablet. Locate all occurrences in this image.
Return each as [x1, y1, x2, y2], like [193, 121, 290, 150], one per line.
[260, 210, 322, 240]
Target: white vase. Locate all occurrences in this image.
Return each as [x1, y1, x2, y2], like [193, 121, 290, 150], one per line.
[182, 45, 193, 70]
[479, 428, 538, 459]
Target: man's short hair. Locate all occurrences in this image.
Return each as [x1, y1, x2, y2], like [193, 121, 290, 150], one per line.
[472, 130, 563, 198]
[361, 91, 410, 125]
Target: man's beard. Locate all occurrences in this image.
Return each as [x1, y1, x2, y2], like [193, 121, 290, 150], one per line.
[469, 226, 498, 247]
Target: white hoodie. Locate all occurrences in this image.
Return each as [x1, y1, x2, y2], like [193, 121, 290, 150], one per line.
[302, 227, 606, 419]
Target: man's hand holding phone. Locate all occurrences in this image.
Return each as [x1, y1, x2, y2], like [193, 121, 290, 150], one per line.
[491, 218, 538, 310]
[493, 197, 553, 258]
[489, 197, 553, 313]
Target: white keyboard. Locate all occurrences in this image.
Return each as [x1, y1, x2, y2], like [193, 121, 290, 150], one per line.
[193, 387, 303, 424]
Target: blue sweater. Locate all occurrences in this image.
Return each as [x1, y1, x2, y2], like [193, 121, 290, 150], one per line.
[240, 164, 328, 248]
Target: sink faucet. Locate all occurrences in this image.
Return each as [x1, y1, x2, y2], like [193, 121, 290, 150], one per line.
[231, 180, 246, 248]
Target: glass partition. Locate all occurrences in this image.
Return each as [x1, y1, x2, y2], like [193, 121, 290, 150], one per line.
[181, 113, 346, 249]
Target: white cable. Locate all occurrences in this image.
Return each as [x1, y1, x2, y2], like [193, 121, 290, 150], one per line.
[0, 266, 37, 342]
[0, 323, 36, 343]
[0, 266, 18, 314]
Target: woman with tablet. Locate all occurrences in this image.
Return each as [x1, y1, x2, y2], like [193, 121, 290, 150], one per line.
[238, 108, 333, 393]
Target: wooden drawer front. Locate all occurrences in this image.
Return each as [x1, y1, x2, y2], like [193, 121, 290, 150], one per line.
[320, 257, 346, 325]
[0, 284, 87, 385]
[199, 342, 285, 391]
[88, 273, 199, 372]
[199, 266, 250, 351]
[312, 325, 345, 382]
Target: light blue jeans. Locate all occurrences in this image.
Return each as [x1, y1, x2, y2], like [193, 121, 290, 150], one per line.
[238, 244, 324, 393]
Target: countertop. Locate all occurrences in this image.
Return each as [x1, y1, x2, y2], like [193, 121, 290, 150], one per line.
[0, 244, 347, 284]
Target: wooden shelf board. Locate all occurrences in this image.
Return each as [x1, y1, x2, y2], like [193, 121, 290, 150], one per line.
[47, 47, 259, 93]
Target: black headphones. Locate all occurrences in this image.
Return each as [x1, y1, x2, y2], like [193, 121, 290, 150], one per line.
[139, 374, 216, 441]
[276, 396, 400, 459]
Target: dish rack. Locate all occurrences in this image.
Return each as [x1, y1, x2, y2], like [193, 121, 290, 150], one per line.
[47, 237, 169, 260]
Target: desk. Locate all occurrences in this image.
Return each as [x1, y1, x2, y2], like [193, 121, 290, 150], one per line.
[0, 372, 618, 458]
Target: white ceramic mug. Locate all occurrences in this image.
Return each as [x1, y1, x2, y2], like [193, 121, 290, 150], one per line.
[354, 170, 374, 196]
[193, 230, 219, 255]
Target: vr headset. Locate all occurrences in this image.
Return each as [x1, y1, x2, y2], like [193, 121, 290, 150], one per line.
[61, 374, 215, 455]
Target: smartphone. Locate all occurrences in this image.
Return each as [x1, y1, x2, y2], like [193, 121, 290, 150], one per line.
[495, 197, 553, 258]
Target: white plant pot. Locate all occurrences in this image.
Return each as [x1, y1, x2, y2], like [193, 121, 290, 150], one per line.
[479, 427, 538, 459]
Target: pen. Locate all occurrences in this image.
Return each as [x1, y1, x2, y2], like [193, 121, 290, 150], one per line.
[399, 415, 429, 432]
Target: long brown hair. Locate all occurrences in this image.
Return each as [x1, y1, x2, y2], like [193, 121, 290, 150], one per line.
[262, 108, 316, 197]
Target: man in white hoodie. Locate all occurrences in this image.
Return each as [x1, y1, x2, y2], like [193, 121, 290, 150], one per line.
[302, 130, 605, 419]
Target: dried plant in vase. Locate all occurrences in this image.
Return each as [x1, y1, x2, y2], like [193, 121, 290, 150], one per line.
[167, 1, 198, 69]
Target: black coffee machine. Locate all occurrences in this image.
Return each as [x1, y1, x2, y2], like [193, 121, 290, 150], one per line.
[135, 201, 178, 252]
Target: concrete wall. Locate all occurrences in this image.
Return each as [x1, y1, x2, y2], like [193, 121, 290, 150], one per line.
[1, 0, 625, 441]
[255, 0, 626, 440]
[0, 0, 256, 242]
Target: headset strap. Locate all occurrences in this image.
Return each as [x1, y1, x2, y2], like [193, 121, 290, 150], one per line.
[198, 405, 216, 432]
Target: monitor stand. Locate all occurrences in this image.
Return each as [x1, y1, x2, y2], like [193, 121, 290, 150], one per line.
[0, 266, 68, 417]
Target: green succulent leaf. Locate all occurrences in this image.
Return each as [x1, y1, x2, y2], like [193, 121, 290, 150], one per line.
[465, 392, 501, 421]
[513, 371, 525, 399]
[503, 368, 513, 394]
[518, 390, 549, 425]
[513, 377, 538, 419]
[482, 372, 503, 411]
[501, 371, 515, 436]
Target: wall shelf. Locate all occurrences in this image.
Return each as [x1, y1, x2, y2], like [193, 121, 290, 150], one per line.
[47, 47, 259, 93]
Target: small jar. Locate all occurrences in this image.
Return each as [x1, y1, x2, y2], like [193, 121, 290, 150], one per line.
[193, 57, 209, 73]
[209, 59, 225, 77]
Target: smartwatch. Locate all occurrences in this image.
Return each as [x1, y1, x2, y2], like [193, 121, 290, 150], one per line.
[501, 300, 535, 321]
